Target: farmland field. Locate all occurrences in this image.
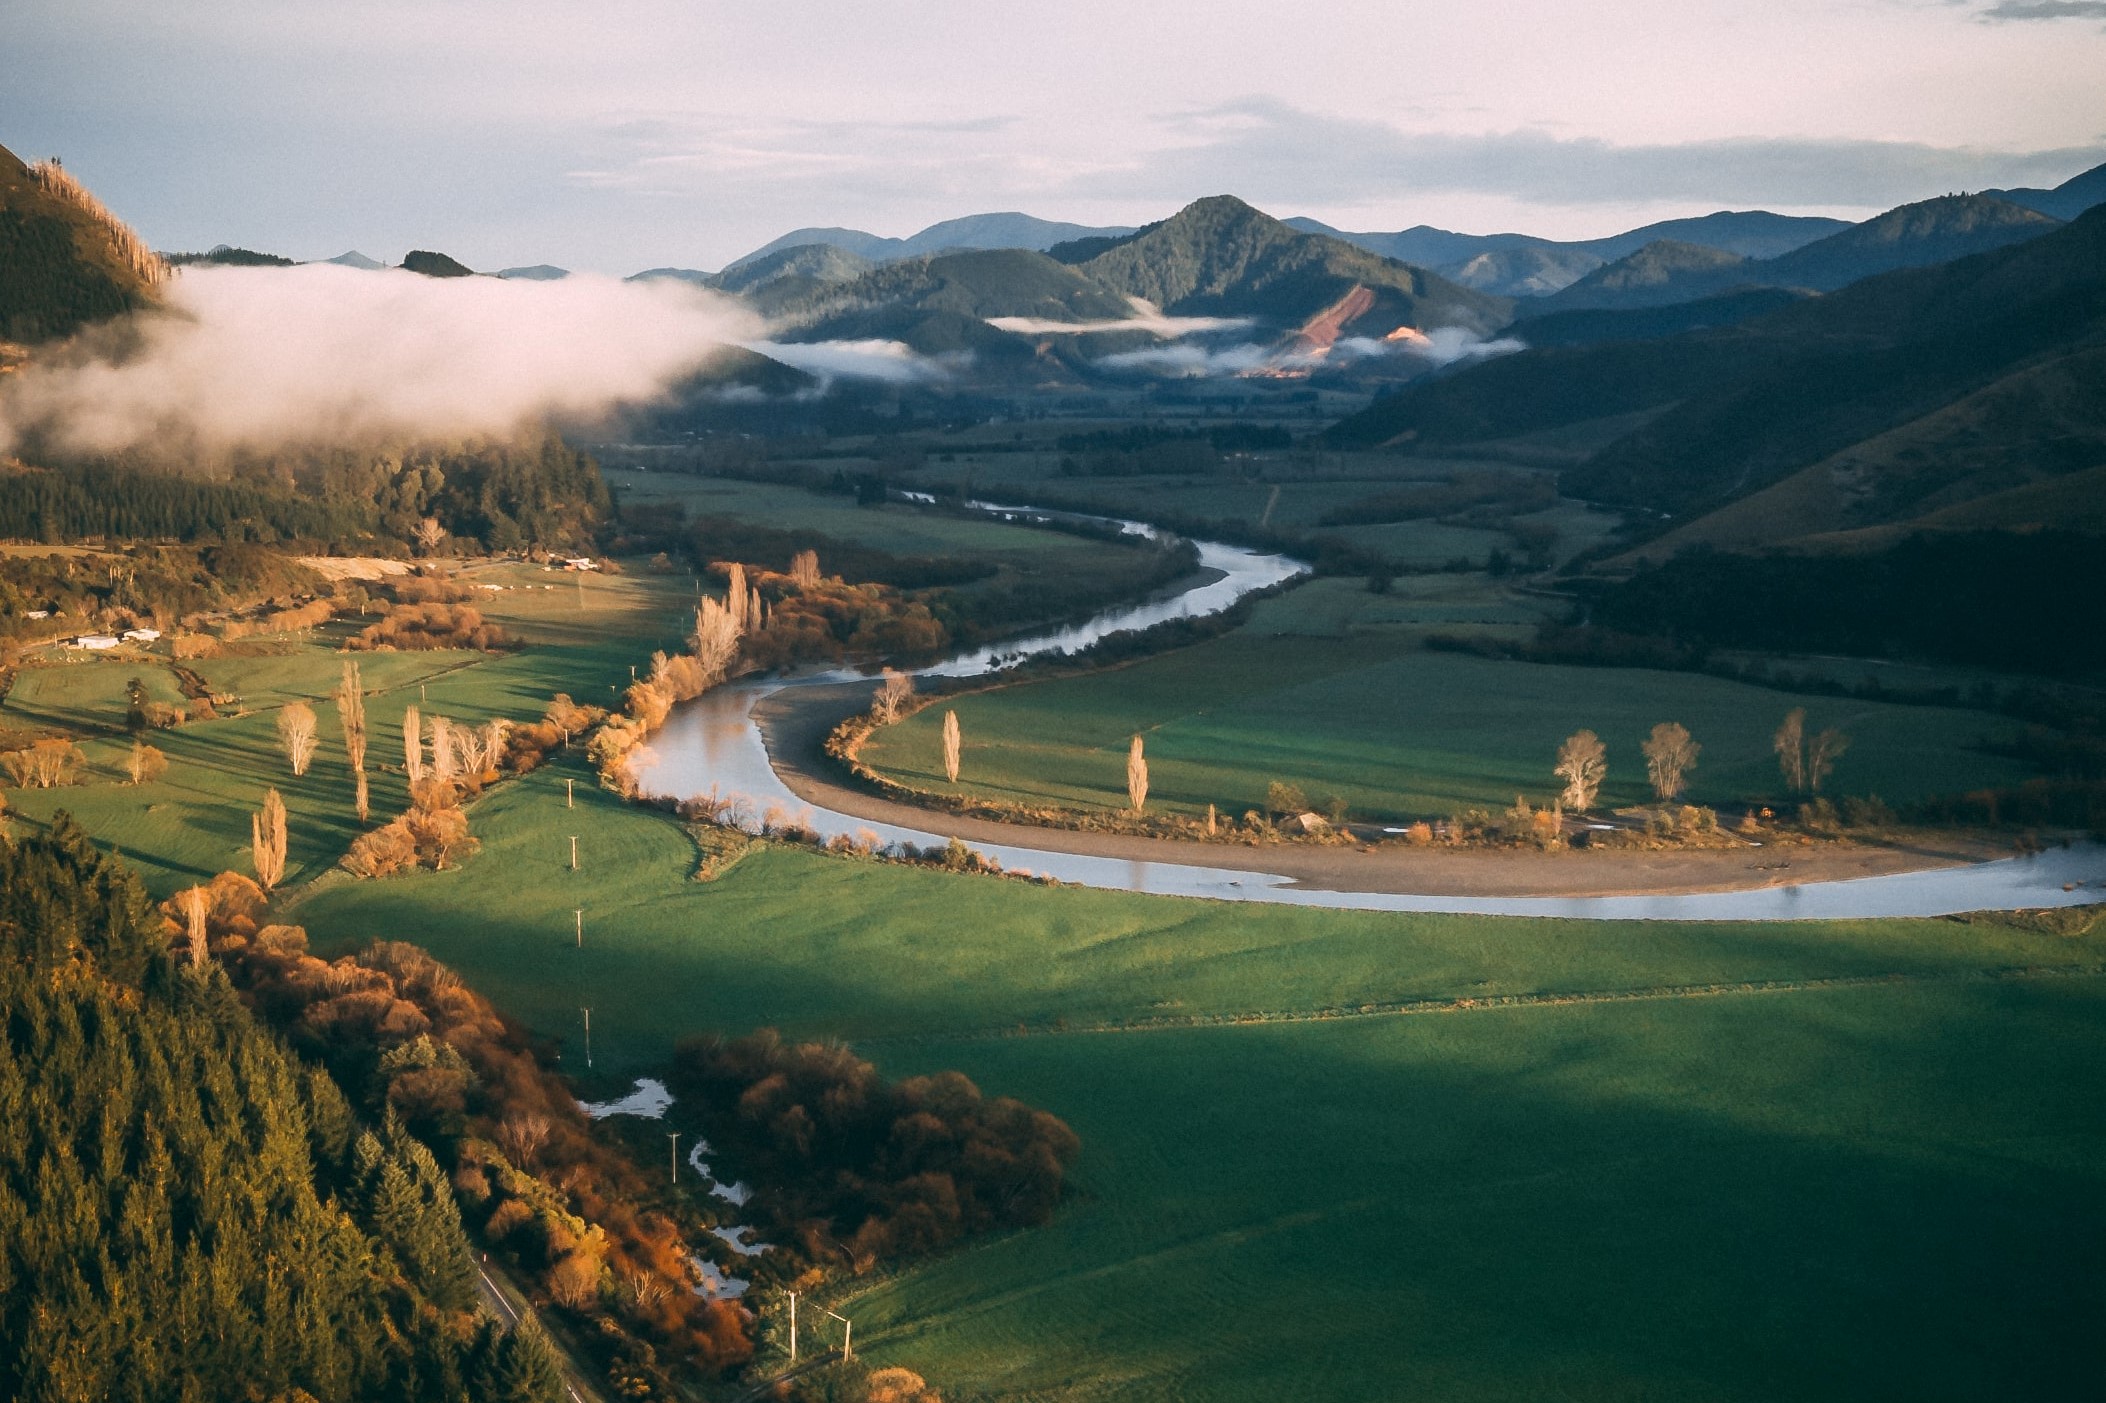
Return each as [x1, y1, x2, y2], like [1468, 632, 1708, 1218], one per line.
[287, 764, 2106, 1402]
[862, 578, 2035, 823]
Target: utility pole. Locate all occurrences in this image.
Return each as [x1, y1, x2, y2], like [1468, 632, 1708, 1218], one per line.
[580, 1007, 592, 1069]
[573, 908, 583, 948]
[787, 1292, 798, 1363]
[566, 777, 574, 808]
[568, 835, 578, 870]
[668, 1132, 680, 1181]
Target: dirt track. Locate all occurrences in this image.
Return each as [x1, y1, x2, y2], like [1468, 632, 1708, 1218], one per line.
[752, 683, 2011, 900]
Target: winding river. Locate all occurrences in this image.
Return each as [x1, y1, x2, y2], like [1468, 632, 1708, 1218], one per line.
[630, 506, 2104, 921]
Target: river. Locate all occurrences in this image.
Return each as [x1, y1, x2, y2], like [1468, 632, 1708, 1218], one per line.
[630, 505, 2104, 921]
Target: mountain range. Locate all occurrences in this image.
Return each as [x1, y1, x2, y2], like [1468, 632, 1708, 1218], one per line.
[723, 212, 1137, 272]
[1524, 194, 2064, 316]
[1325, 202, 2106, 559]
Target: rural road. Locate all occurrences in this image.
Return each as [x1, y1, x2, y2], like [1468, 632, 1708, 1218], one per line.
[475, 1259, 604, 1403]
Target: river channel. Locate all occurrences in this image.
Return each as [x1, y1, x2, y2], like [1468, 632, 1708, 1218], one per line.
[630, 503, 2104, 920]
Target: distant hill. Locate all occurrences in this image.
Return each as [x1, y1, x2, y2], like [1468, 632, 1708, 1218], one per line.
[1075, 195, 1510, 335]
[497, 264, 568, 280]
[724, 212, 1134, 272]
[1524, 195, 2062, 317]
[165, 244, 295, 268]
[400, 249, 475, 277]
[1287, 210, 1850, 296]
[1522, 240, 1751, 314]
[324, 250, 386, 270]
[0, 144, 167, 342]
[1981, 158, 2106, 222]
[627, 267, 713, 286]
[1327, 204, 2106, 560]
[1513, 286, 1811, 349]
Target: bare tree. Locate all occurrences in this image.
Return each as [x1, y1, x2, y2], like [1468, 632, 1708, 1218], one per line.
[126, 739, 168, 786]
[871, 668, 913, 724]
[1641, 722, 1700, 802]
[429, 715, 457, 783]
[942, 710, 961, 784]
[789, 548, 820, 588]
[479, 718, 511, 774]
[413, 516, 447, 555]
[1774, 708, 1807, 794]
[497, 1112, 552, 1168]
[276, 702, 319, 776]
[176, 885, 209, 967]
[402, 704, 425, 784]
[1554, 729, 1607, 813]
[691, 597, 742, 684]
[3, 739, 85, 789]
[725, 561, 752, 632]
[336, 662, 369, 821]
[1808, 728, 1850, 795]
[1127, 734, 1149, 815]
[252, 788, 288, 891]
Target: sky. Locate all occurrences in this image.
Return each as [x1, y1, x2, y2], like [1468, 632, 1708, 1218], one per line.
[5, 0, 2104, 274]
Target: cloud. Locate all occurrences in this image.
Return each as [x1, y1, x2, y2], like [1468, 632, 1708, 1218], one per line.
[1096, 325, 1523, 378]
[1076, 98, 2106, 212]
[745, 338, 958, 384]
[987, 299, 1252, 338]
[0, 264, 758, 455]
[1979, 1, 2106, 17]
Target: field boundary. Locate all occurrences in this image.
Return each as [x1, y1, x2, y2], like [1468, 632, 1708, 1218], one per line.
[869, 961, 2106, 1045]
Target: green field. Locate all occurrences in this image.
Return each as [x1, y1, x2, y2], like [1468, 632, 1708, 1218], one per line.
[1, 562, 696, 893]
[12, 540, 2101, 1400]
[285, 763, 2106, 1402]
[863, 578, 2035, 822]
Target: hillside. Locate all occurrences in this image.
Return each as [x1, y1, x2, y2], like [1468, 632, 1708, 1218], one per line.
[1519, 240, 1751, 314]
[1982, 158, 2106, 222]
[0, 143, 166, 342]
[725, 212, 1133, 270]
[1077, 195, 1510, 335]
[1526, 195, 2061, 316]
[1325, 205, 2106, 554]
[1288, 210, 1849, 296]
[401, 248, 476, 277]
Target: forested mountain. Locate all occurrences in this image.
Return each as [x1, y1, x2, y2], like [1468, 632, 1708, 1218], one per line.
[1982, 158, 2106, 222]
[0, 431, 612, 552]
[1327, 204, 2106, 558]
[722, 212, 1133, 271]
[0, 823, 563, 1402]
[1523, 195, 2062, 316]
[402, 249, 477, 277]
[164, 244, 296, 267]
[1074, 195, 1510, 335]
[0, 142, 167, 343]
[1286, 210, 1851, 296]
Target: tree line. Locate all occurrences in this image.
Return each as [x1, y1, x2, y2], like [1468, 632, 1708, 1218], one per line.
[0, 821, 567, 1402]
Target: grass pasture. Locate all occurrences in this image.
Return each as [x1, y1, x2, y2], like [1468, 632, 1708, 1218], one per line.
[285, 764, 2106, 1402]
[863, 579, 2033, 823]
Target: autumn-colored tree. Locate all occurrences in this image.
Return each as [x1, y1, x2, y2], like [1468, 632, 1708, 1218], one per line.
[692, 597, 742, 683]
[126, 738, 168, 786]
[1641, 722, 1700, 802]
[429, 715, 457, 783]
[277, 701, 319, 776]
[1774, 708, 1807, 794]
[176, 885, 209, 966]
[789, 548, 820, 588]
[1554, 729, 1607, 812]
[413, 516, 447, 554]
[3, 739, 85, 789]
[251, 788, 288, 891]
[1808, 727, 1850, 795]
[725, 561, 753, 632]
[942, 709, 961, 784]
[1127, 734, 1149, 814]
[336, 662, 369, 821]
[402, 704, 424, 784]
[872, 668, 913, 723]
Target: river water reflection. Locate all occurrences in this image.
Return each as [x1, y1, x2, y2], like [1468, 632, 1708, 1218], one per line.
[630, 507, 2105, 921]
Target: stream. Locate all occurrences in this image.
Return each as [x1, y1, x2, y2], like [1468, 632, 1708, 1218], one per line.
[630, 504, 2105, 921]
